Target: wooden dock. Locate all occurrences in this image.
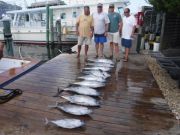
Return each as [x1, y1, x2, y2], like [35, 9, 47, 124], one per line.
[0, 45, 179, 135]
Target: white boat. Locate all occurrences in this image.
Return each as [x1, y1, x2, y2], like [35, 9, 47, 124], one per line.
[0, 0, 129, 45]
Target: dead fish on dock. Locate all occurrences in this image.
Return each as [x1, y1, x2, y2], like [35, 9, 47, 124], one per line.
[61, 94, 100, 106]
[48, 102, 92, 116]
[87, 58, 114, 65]
[83, 67, 111, 72]
[63, 86, 100, 96]
[72, 80, 105, 88]
[82, 70, 111, 79]
[86, 62, 114, 68]
[45, 118, 85, 129]
[78, 75, 106, 83]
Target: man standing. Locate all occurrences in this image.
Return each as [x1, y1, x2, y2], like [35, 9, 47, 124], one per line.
[0, 42, 4, 59]
[108, 3, 122, 61]
[93, 3, 110, 58]
[120, 8, 136, 62]
[76, 6, 94, 58]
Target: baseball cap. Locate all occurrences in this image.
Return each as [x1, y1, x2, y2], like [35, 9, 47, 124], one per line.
[97, 3, 103, 7]
[109, 3, 114, 7]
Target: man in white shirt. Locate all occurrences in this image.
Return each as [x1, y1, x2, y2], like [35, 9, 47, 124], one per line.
[92, 3, 110, 58]
[119, 8, 136, 62]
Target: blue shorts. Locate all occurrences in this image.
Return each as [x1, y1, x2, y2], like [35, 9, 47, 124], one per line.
[121, 38, 132, 48]
[94, 34, 107, 44]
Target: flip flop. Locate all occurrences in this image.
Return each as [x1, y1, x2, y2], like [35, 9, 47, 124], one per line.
[123, 59, 128, 62]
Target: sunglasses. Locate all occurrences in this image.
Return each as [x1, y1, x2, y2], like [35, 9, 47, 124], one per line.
[124, 11, 129, 13]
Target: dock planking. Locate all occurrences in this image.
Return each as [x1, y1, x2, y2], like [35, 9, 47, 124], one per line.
[0, 46, 179, 135]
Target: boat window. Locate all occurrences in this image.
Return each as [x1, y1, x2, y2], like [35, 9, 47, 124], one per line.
[118, 7, 124, 16]
[61, 13, 66, 19]
[72, 12, 77, 18]
[25, 14, 29, 22]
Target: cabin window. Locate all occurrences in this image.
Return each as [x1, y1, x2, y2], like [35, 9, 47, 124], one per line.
[25, 14, 29, 22]
[72, 12, 77, 18]
[61, 13, 66, 19]
[118, 7, 124, 16]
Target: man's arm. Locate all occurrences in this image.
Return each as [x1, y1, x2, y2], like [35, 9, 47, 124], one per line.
[76, 22, 79, 35]
[119, 22, 123, 34]
[90, 16, 94, 37]
[76, 16, 80, 35]
[104, 14, 110, 36]
[131, 25, 136, 37]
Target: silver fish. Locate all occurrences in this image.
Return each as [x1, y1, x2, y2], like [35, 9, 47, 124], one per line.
[86, 62, 114, 68]
[82, 70, 111, 79]
[45, 118, 85, 129]
[72, 80, 105, 88]
[87, 58, 114, 65]
[83, 67, 111, 72]
[61, 95, 100, 106]
[78, 75, 106, 83]
[64, 86, 100, 96]
[48, 102, 92, 115]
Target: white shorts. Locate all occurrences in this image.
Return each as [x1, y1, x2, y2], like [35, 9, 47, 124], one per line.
[77, 36, 92, 46]
[108, 32, 120, 44]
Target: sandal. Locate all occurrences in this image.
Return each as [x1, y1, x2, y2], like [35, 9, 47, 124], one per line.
[94, 55, 98, 58]
[123, 59, 128, 62]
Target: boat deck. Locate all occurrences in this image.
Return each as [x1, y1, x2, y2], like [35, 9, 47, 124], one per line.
[0, 46, 179, 135]
[0, 58, 41, 88]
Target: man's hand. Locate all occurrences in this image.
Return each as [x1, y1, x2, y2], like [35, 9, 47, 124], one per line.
[90, 32, 93, 38]
[104, 32, 108, 37]
[76, 31, 79, 36]
[131, 33, 134, 38]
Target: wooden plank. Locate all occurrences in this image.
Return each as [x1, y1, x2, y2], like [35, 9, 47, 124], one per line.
[0, 50, 179, 134]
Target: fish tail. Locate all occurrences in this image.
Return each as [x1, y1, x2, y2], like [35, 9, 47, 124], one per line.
[45, 117, 49, 125]
[47, 102, 58, 108]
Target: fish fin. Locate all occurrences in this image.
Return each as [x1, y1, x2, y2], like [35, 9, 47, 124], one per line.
[47, 101, 59, 108]
[53, 88, 63, 97]
[45, 118, 49, 125]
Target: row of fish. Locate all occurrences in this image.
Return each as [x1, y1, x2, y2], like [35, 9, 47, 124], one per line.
[46, 58, 114, 129]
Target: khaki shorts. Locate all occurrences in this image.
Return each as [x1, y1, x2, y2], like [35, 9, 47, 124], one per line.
[108, 32, 120, 44]
[77, 36, 92, 46]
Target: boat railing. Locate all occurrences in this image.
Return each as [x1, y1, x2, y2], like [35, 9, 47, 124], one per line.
[13, 20, 46, 28]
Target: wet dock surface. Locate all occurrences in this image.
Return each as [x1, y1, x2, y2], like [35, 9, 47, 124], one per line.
[0, 46, 179, 135]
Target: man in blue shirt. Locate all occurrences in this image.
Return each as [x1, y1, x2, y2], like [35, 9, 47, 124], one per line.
[108, 4, 122, 61]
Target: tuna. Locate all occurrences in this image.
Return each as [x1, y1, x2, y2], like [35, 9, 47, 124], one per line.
[45, 118, 85, 129]
[61, 94, 100, 106]
[48, 102, 92, 116]
[78, 75, 106, 83]
[83, 67, 111, 72]
[82, 70, 111, 79]
[86, 62, 114, 68]
[72, 80, 105, 88]
[63, 86, 100, 96]
[87, 58, 114, 65]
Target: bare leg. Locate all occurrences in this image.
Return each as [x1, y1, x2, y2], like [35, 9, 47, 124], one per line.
[95, 43, 99, 57]
[0, 42, 4, 59]
[85, 45, 89, 57]
[109, 42, 113, 57]
[77, 45, 81, 58]
[114, 43, 119, 59]
[124, 48, 129, 61]
[99, 43, 104, 57]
